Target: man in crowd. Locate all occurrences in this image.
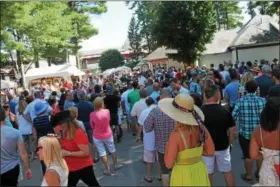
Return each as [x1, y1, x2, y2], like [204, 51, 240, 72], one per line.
[104, 87, 122, 142]
[171, 78, 190, 96]
[268, 68, 280, 98]
[131, 88, 148, 143]
[224, 70, 240, 112]
[255, 65, 274, 98]
[202, 85, 236, 186]
[121, 83, 133, 132]
[146, 78, 154, 96]
[144, 88, 175, 186]
[24, 91, 53, 122]
[1, 107, 32, 186]
[232, 80, 265, 182]
[150, 82, 160, 104]
[128, 81, 140, 136]
[75, 90, 98, 162]
[219, 64, 231, 85]
[138, 97, 160, 183]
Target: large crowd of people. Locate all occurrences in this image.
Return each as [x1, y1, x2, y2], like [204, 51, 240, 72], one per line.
[0, 59, 279, 186]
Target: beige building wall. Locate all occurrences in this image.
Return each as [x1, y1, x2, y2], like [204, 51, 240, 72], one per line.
[199, 52, 232, 68]
[167, 59, 184, 69]
[236, 45, 279, 62]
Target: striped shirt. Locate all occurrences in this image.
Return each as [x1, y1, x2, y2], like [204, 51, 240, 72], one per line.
[232, 93, 265, 139]
[33, 115, 54, 140]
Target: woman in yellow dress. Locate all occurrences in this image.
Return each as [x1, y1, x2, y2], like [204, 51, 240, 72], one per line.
[159, 93, 215, 186]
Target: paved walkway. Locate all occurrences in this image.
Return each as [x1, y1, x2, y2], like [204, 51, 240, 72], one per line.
[19, 129, 258, 186]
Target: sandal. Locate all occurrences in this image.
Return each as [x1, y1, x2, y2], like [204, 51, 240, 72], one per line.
[144, 176, 153, 183]
[241, 174, 253, 184]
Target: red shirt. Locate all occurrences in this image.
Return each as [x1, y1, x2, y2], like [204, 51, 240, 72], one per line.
[176, 72, 182, 80]
[61, 128, 93, 171]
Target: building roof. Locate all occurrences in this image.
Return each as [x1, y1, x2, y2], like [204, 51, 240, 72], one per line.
[202, 14, 279, 55]
[229, 14, 279, 47]
[202, 29, 238, 55]
[144, 47, 177, 61]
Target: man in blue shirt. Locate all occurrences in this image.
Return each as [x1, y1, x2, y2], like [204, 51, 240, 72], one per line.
[224, 70, 240, 112]
[75, 90, 98, 161]
[150, 83, 160, 103]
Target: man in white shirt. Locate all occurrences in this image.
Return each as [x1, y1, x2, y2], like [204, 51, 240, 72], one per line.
[131, 88, 147, 142]
[138, 73, 147, 87]
[138, 97, 160, 183]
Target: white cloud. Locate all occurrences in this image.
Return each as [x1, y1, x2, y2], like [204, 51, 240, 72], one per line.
[80, 2, 133, 51]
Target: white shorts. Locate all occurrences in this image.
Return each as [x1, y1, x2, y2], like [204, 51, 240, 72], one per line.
[202, 147, 231, 174]
[143, 150, 158, 163]
[93, 136, 116, 157]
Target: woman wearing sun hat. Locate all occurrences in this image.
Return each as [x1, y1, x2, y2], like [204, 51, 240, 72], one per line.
[33, 100, 55, 174]
[160, 93, 214, 186]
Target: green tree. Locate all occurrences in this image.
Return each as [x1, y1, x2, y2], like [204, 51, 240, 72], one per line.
[127, 16, 142, 68]
[126, 1, 158, 53]
[67, 2, 107, 67]
[152, 2, 217, 64]
[249, 1, 280, 16]
[99, 49, 124, 71]
[247, 1, 256, 19]
[214, 2, 243, 30]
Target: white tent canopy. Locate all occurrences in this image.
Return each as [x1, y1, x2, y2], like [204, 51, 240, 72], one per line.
[25, 63, 85, 85]
[1, 80, 17, 89]
[102, 66, 131, 75]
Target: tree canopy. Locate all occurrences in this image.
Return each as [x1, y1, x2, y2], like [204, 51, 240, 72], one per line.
[99, 49, 125, 71]
[126, 16, 142, 68]
[248, 1, 280, 16]
[214, 2, 243, 30]
[151, 2, 217, 64]
[0, 1, 107, 73]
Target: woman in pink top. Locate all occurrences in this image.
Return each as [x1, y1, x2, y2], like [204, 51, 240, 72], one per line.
[90, 97, 123, 176]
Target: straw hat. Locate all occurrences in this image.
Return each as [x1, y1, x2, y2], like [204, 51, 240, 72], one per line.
[158, 93, 204, 126]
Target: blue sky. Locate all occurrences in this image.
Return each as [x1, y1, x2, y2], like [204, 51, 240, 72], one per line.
[80, 1, 251, 52]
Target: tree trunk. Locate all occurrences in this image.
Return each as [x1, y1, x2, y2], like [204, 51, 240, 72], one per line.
[34, 50, 39, 68]
[47, 58, 51, 66]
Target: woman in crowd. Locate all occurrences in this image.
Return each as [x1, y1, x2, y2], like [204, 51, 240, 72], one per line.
[250, 97, 280, 186]
[37, 135, 68, 186]
[48, 95, 60, 115]
[68, 106, 85, 131]
[160, 94, 214, 186]
[53, 111, 99, 187]
[17, 99, 34, 158]
[33, 101, 55, 174]
[213, 70, 225, 100]
[90, 97, 123, 176]
[64, 91, 75, 111]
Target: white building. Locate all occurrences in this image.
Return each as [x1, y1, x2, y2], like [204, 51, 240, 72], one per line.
[199, 15, 280, 67]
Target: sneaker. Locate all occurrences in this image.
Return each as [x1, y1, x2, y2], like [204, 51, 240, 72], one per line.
[103, 169, 112, 176]
[114, 164, 123, 170]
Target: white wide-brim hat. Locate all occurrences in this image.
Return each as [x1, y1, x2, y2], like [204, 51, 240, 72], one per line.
[158, 93, 204, 126]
